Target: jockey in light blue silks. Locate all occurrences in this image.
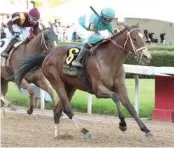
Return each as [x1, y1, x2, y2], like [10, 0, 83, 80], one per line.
[72, 7, 116, 68]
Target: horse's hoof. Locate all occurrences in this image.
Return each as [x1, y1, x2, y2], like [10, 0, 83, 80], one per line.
[11, 106, 16, 111]
[81, 128, 95, 139]
[119, 124, 127, 132]
[54, 136, 60, 140]
[11, 108, 16, 111]
[27, 108, 33, 115]
[84, 132, 95, 139]
[145, 132, 153, 137]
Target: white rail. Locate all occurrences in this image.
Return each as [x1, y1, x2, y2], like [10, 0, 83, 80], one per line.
[85, 65, 174, 115]
[21, 65, 174, 115]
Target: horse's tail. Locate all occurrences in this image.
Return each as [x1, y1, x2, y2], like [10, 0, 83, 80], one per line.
[15, 54, 46, 90]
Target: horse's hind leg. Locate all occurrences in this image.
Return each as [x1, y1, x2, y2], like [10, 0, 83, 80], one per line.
[21, 79, 35, 114]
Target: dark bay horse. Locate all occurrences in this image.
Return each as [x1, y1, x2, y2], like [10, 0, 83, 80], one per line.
[15, 25, 152, 139]
[1, 28, 57, 114]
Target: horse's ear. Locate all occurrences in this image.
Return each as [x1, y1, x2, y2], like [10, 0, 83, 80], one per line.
[124, 24, 129, 29]
[44, 30, 49, 39]
[136, 23, 139, 28]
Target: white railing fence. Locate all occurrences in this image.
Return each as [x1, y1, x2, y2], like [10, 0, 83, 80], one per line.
[22, 64, 174, 115]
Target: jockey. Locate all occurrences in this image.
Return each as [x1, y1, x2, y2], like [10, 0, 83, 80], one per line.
[1, 8, 40, 58]
[72, 7, 115, 68]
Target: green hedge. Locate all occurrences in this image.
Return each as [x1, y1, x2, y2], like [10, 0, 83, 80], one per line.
[59, 42, 174, 51]
[125, 50, 174, 67]
[149, 45, 174, 51]
[125, 49, 174, 78]
[150, 50, 174, 66]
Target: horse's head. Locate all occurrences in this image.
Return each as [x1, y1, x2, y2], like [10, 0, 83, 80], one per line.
[113, 25, 151, 65]
[36, 28, 57, 52]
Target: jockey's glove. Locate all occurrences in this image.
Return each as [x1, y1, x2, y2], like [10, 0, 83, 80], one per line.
[10, 29, 16, 36]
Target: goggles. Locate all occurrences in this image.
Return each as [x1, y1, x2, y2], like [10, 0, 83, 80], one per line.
[29, 17, 38, 22]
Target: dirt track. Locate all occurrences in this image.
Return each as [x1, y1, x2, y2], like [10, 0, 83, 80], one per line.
[1, 108, 174, 147]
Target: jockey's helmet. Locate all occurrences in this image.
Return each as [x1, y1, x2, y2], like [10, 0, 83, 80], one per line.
[101, 8, 115, 23]
[28, 8, 40, 24]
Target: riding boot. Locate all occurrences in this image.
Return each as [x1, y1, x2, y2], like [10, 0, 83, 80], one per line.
[1, 38, 18, 58]
[72, 43, 91, 68]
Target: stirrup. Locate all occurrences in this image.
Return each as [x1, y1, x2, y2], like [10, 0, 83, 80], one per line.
[72, 60, 83, 68]
[1, 52, 9, 58]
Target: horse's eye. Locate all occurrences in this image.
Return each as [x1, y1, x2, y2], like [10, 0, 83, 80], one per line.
[45, 35, 49, 40]
[133, 38, 136, 41]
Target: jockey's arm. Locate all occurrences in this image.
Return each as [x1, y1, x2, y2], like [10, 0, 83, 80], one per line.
[87, 34, 104, 44]
[7, 13, 20, 34]
[7, 21, 13, 33]
[87, 24, 114, 44]
[99, 24, 114, 39]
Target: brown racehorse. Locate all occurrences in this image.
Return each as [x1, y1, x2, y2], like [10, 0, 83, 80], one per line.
[15, 25, 152, 139]
[1, 28, 57, 114]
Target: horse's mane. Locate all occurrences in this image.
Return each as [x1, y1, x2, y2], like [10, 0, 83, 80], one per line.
[22, 37, 34, 44]
[99, 27, 128, 46]
[36, 27, 51, 34]
[94, 25, 138, 48]
[112, 28, 128, 38]
[111, 25, 138, 39]
[21, 27, 51, 45]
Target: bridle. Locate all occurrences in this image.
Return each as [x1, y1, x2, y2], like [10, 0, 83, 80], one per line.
[40, 30, 51, 52]
[110, 28, 147, 54]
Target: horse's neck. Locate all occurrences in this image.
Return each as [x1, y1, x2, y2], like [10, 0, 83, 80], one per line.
[25, 33, 43, 54]
[96, 40, 128, 73]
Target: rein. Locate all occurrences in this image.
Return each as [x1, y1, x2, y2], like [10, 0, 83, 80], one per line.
[41, 30, 50, 52]
[34, 29, 50, 52]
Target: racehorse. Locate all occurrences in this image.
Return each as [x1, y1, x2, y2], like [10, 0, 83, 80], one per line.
[1, 28, 57, 114]
[15, 25, 152, 139]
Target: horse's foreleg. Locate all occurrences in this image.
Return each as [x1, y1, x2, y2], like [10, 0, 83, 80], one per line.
[34, 77, 57, 107]
[65, 85, 89, 138]
[1, 78, 9, 106]
[1, 96, 6, 118]
[21, 79, 35, 114]
[95, 84, 126, 131]
[1, 78, 16, 117]
[115, 84, 152, 137]
[53, 100, 64, 138]
[47, 76, 79, 139]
